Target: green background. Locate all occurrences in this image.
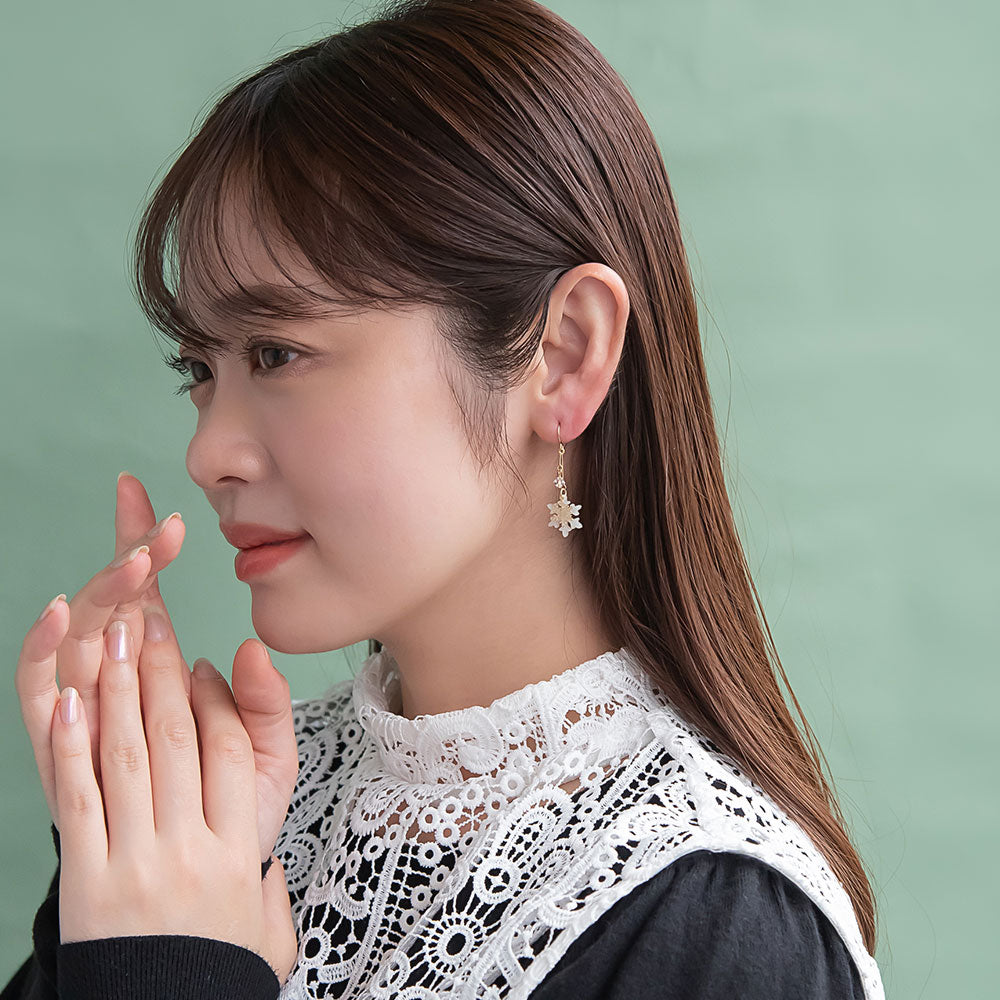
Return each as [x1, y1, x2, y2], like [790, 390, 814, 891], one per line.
[2, 1, 995, 995]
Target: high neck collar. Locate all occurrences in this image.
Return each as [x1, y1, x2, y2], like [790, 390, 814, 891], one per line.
[352, 645, 665, 785]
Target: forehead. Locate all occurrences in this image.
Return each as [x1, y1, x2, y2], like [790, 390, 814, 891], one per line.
[175, 180, 340, 337]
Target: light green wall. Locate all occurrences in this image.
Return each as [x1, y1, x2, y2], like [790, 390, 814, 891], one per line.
[3, 2, 995, 995]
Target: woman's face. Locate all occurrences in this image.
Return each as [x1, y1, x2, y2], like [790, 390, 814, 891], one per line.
[179, 202, 548, 660]
[176, 189, 627, 712]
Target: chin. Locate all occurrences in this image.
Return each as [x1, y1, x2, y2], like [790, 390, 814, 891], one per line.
[249, 611, 363, 656]
[256, 634, 317, 655]
[251, 623, 325, 655]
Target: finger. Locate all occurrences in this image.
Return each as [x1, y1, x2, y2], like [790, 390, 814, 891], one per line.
[99, 620, 155, 851]
[57, 545, 152, 770]
[15, 594, 71, 826]
[137, 606, 203, 831]
[136, 595, 192, 707]
[52, 686, 108, 875]
[56, 537, 156, 703]
[113, 472, 183, 616]
[58, 510, 186, 761]
[190, 659, 258, 851]
[114, 471, 158, 560]
[113, 472, 189, 702]
[230, 639, 299, 857]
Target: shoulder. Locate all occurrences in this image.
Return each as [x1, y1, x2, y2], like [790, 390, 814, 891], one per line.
[530, 849, 867, 1000]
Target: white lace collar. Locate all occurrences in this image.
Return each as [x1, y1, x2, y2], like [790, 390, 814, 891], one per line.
[351, 645, 663, 785]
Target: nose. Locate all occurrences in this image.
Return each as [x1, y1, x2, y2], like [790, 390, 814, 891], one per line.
[184, 381, 268, 491]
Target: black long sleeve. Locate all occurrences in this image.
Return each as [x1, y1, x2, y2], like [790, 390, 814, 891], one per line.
[4, 832, 867, 999]
[0, 825, 279, 1000]
[529, 848, 867, 999]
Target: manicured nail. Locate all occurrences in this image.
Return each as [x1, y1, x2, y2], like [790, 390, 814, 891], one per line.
[111, 544, 150, 569]
[107, 620, 130, 662]
[144, 609, 170, 642]
[60, 687, 79, 725]
[149, 512, 183, 537]
[193, 658, 218, 679]
[35, 593, 67, 626]
[117, 471, 133, 486]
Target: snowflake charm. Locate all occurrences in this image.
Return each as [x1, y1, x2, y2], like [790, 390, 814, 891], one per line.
[548, 428, 581, 537]
[547, 497, 582, 537]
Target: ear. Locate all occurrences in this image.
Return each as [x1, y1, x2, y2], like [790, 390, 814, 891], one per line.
[532, 262, 629, 444]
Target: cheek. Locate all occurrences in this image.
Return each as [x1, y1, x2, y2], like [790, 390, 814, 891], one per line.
[285, 406, 503, 570]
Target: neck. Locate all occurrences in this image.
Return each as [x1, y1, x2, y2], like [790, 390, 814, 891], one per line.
[374, 537, 617, 719]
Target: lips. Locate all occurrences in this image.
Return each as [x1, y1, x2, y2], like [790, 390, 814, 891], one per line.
[220, 522, 308, 550]
[233, 534, 309, 581]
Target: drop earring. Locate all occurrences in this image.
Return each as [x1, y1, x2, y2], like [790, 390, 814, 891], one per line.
[547, 422, 582, 537]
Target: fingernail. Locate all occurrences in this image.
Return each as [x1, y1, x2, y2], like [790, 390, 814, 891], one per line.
[107, 620, 130, 662]
[144, 609, 170, 642]
[60, 687, 79, 725]
[117, 471, 134, 487]
[193, 658, 218, 679]
[149, 512, 183, 537]
[111, 544, 150, 569]
[35, 593, 67, 626]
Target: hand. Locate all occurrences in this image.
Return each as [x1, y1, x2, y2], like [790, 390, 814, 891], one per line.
[16, 503, 176, 826]
[114, 473, 300, 861]
[15, 472, 300, 861]
[50, 615, 298, 984]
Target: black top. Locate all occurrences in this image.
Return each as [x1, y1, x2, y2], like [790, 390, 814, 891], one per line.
[1, 824, 866, 999]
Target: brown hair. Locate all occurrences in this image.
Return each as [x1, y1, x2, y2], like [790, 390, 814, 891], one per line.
[131, 0, 879, 953]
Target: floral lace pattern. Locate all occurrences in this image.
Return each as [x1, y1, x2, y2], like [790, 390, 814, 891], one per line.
[273, 647, 885, 1000]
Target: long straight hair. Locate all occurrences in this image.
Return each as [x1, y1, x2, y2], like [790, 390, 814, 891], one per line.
[131, 0, 878, 953]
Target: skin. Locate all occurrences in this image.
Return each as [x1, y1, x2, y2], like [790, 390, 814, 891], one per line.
[180, 196, 630, 718]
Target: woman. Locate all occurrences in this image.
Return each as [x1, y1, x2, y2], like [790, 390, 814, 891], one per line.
[5, 0, 886, 997]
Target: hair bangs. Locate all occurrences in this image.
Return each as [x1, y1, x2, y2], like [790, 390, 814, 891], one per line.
[132, 61, 430, 363]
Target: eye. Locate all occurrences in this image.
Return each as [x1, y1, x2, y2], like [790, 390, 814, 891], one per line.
[164, 354, 209, 396]
[165, 342, 299, 396]
[254, 345, 295, 372]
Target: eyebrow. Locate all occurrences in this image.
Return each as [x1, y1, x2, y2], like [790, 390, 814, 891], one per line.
[175, 281, 336, 345]
[198, 283, 323, 316]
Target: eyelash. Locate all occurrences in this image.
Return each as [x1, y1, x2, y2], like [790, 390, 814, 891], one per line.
[165, 341, 299, 396]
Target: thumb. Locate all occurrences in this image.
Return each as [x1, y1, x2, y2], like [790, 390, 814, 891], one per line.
[231, 639, 299, 858]
[261, 855, 298, 985]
